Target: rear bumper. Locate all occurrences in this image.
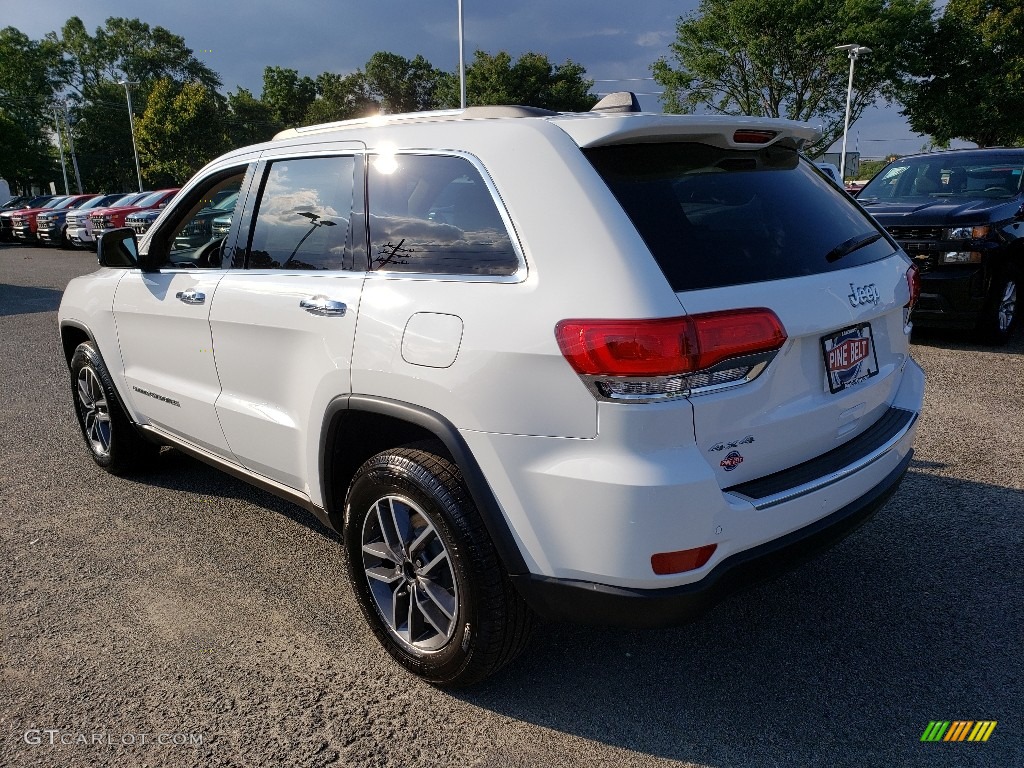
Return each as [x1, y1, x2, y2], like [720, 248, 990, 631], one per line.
[512, 450, 912, 627]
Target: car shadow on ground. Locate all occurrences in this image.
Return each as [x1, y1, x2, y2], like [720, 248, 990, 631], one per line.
[138, 448, 342, 544]
[451, 469, 1023, 766]
[911, 325, 1023, 354]
[0, 284, 64, 316]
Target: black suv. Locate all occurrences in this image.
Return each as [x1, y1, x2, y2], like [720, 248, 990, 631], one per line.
[858, 148, 1022, 343]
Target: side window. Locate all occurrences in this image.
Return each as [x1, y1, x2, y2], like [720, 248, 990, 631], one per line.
[248, 156, 355, 270]
[368, 153, 519, 276]
[165, 173, 246, 268]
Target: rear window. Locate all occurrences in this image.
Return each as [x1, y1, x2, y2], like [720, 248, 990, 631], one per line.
[584, 142, 895, 291]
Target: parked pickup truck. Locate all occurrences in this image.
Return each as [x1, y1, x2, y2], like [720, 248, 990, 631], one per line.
[11, 196, 94, 243]
[37, 193, 126, 248]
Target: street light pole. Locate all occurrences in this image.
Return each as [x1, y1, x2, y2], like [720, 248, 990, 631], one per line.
[119, 80, 144, 192]
[458, 0, 466, 109]
[52, 105, 70, 194]
[835, 44, 871, 182]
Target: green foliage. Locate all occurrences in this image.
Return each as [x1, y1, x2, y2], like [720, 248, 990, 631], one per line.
[0, 26, 62, 188]
[261, 66, 316, 127]
[441, 51, 596, 111]
[226, 87, 280, 146]
[305, 72, 377, 124]
[136, 79, 230, 187]
[69, 80, 137, 191]
[2, 14, 601, 191]
[48, 16, 221, 99]
[857, 158, 891, 180]
[901, 0, 1024, 147]
[651, 0, 933, 156]
[364, 52, 449, 113]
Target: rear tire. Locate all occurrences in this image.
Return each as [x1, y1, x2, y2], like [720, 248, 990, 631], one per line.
[977, 273, 1017, 345]
[343, 443, 534, 686]
[69, 341, 160, 474]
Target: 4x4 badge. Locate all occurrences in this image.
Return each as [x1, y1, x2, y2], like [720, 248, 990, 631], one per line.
[709, 435, 754, 452]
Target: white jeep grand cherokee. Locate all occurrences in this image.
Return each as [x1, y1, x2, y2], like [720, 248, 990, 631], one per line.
[58, 94, 924, 686]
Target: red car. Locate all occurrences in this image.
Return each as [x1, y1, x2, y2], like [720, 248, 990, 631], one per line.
[89, 189, 178, 242]
[11, 195, 98, 243]
[67, 192, 150, 249]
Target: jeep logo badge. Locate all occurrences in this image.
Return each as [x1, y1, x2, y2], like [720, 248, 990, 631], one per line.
[848, 283, 880, 307]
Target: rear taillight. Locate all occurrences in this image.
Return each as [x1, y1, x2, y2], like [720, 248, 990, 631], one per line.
[555, 309, 787, 402]
[905, 264, 920, 309]
[904, 264, 920, 327]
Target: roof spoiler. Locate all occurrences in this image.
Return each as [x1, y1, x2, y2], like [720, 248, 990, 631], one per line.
[590, 91, 642, 114]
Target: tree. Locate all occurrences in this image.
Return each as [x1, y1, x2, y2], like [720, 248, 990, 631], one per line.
[0, 27, 63, 188]
[46, 16, 224, 190]
[69, 80, 138, 191]
[305, 71, 377, 124]
[136, 78, 230, 186]
[260, 66, 316, 127]
[225, 87, 280, 146]
[442, 51, 597, 111]
[901, 0, 1024, 147]
[651, 0, 933, 156]
[363, 52, 449, 113]
[49, 17, 221, 100]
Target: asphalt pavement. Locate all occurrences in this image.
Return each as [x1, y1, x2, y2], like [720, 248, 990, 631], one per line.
[1, 244, 1021, 767]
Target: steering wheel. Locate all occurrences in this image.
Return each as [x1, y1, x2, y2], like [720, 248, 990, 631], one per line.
[984, 187, 1009, 194]
[195, 237, 227, 267]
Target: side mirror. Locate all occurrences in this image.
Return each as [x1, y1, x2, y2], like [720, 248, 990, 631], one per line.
[97, 227, 139, 268]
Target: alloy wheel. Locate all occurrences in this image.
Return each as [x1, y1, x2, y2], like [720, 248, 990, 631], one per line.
[361, 495, 459, 652]
[77, 367, 111, 456]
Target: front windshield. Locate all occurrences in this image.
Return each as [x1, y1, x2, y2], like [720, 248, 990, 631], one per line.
[134, 190, 170, 208]
[860, 153, 1024, 202]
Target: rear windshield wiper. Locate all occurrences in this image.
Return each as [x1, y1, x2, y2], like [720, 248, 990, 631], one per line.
[825, 231, 883, 263]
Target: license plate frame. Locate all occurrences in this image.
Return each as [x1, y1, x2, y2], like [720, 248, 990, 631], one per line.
[821, 322, 879, 394]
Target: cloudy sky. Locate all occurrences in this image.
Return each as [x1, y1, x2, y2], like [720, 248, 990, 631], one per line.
[6, 0, 969, 160]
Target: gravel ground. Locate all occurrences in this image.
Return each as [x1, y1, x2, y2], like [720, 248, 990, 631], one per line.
[1, 244, 1021, 768]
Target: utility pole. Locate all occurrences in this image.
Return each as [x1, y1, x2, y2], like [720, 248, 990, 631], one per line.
[52, 105, 70, 194]
[60, 101, 83, 193]
[458, 0, 466, 109]
[119, 80, 144, 192]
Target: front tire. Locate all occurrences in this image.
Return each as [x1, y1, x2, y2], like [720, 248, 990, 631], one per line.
[977, 273, 1017, 345]
[344, 444, 534, 686]
[69, 341, 159, 474]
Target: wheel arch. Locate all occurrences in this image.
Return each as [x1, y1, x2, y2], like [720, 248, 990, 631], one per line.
[59, 320, 93, 366]
[320, 395, 529, 575]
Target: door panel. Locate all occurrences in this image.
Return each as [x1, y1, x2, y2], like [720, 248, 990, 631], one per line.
[210, 151, 363, 494]
[210, 274, 362, 491]
[113, 270, 232, 456]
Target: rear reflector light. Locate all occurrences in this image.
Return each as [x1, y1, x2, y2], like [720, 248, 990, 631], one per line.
[652, 544, 717, 575]
[733, 129, 777, 144]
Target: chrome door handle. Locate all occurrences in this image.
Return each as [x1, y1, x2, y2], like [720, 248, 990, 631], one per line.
[175, 290, 206, 305]
[300, 296, 347, 316]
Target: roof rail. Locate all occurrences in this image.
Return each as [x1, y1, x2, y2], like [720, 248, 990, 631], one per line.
[273, 103, 560, 140]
